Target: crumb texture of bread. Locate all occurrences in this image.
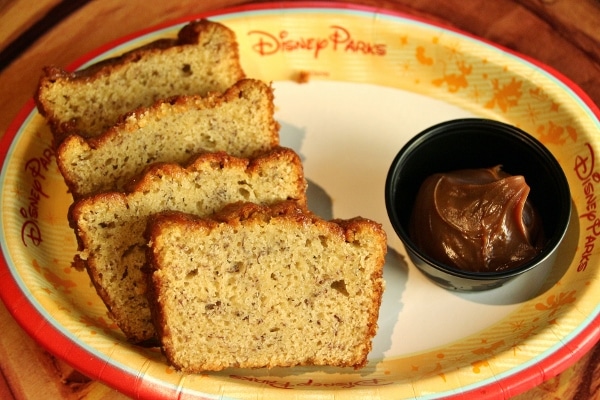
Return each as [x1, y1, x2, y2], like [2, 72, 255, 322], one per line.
[146, 201, 387, 372]
[70, 148, 307, 344]
[56, 78, 279, 198]
[35, 19, 245, 146]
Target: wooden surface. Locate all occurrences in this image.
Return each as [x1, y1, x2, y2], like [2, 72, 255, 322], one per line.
[0, 0, 599, 398]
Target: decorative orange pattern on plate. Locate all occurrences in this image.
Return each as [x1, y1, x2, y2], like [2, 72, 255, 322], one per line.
[1, 5, 599, 399]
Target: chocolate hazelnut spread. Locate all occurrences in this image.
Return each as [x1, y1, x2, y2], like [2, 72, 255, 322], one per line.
[409, 165, 544, 272]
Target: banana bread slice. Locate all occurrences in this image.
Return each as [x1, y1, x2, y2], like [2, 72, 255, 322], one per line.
[70, 147, 307, 345]
[35, 19, 245, 147]
[145, 201, 387, 372]
[56, 78, 279, 199]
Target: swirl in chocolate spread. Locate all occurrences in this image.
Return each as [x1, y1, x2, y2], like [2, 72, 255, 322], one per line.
[409, 165, 545, 272]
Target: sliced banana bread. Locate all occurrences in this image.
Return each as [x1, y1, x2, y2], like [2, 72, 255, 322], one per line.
[56, 78, 279, 198]
[70, 147, 307, 345]
[35, 19, 245, 146]
[145, 201, 387, 372]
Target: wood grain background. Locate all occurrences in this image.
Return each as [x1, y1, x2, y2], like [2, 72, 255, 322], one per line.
[0, 1, 598, 399]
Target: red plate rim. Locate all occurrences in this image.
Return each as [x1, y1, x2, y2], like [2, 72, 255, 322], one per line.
[1, 2, 599, 399]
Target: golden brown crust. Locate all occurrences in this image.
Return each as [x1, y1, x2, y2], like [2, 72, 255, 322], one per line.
[127, 147, 307, 208]
[80, 78, 278, 152]
[35, 19, 241, 91]
[55, 78, 280, 199]
[144, 256, 170, 348]
[35, 19, 245, 147]
[145, 201, 386, 371]
[68, 191, 124, 244]
[69, 148, 307, 344]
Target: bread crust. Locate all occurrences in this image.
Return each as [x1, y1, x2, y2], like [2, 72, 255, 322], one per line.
[145, 201, 386, 371]
[55, 78, 280, 199]
[69, 148, 307, 344]
[35, 19, 245, 147]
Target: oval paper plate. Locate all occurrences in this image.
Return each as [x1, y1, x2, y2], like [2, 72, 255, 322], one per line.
[1, 2, 599, 399]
